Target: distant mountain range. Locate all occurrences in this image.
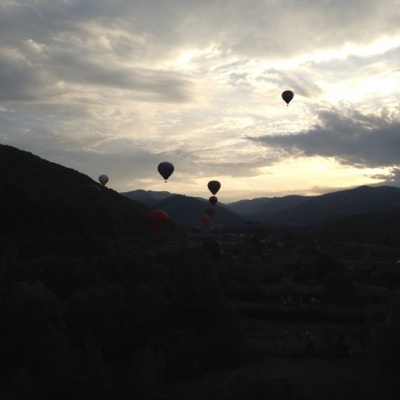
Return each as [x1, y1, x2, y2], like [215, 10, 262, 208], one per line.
[123, 185, 400, 230]
[124, 189, 173, 207]
[2, 143, 400, 235]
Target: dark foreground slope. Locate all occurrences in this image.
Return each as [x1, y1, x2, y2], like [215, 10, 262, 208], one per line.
[0, 144, 154, 249]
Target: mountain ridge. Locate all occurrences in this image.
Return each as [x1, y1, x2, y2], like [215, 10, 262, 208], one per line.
[124, 185, 400, 229]
[0, 144, 156, 248]
[2, 143, 400, 233]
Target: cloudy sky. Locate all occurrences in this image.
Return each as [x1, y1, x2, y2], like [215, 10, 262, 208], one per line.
[1, 0, 400, 202]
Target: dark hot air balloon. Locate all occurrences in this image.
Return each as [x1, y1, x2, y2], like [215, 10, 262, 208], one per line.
[207, 180, 221, 195]
[157, 162, 174, 182]
[209, 196, 218, 206]
[281, 90, 294, 106]
[148, 210, 168, 232]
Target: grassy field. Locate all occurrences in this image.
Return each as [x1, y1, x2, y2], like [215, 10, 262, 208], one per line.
[163, 355, 386, 400]
[162, 263, 399, 400]
[244, 318, 369, 354]
[163, 318, 391, 400]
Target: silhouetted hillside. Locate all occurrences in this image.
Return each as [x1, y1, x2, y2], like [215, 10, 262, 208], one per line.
[302, 185, 400, 214]
[226, 197, 275, 215]
[258, 185, 400, 227]
[227, 195, 309, 216]
[123, 189, 174, 207]
[0, 144, 154, 248]
[260, 195, 310, 215]
[224, 185, 400, 229]
[124, 185, 400, 229]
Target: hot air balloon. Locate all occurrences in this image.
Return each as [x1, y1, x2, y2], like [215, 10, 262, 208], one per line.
[209, 196, 218, 206]
[98, 174, 109, 186]
[157, 162, 174, 182]
[201, 214, 210, 224]
[148, 210, 168, 232]
[281, 90, 294, 106]
[208, 180, 221, 195]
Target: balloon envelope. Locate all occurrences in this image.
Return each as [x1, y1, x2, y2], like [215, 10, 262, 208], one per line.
[207, 180, 221, 195]
[98, 174, 109, 186]
[209, 196, 218, 206]
[282, 90, 294, 105]
[201, 214, 210, 224]
[148, 210, 169, 232]
[158, 162, 174, 182]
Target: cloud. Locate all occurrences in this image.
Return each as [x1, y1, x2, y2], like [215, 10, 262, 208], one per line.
[372, 167, 400, 188]
[0, 47, 50, 101]
[248, 107, 400, 169]
[1, 0, 400, 201]
[3, 1, 400, 60]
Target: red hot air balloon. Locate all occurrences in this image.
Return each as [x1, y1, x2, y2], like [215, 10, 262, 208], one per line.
[157, 161, 174, 182]
[281, 90, 294, 106]
[201, 214, 210, 224]
[209, 196, 218, 206]
[148, 210, 168, 232]
[207, 180, 221, 195]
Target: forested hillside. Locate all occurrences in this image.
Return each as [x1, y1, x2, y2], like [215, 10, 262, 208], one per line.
[0, 144, 158, 253]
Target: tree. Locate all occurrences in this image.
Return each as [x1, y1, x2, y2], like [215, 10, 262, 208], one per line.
[322, 273, 355, 306]
[374, 309, 400, 396]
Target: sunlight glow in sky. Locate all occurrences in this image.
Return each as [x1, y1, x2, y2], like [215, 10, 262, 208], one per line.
[1, 0, 400, 202]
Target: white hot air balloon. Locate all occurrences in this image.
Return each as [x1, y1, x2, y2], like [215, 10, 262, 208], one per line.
[98, 174, 109, 186]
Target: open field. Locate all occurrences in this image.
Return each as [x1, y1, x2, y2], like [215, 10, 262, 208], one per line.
[163, 345, 386, 400]
[163, 317, 390, 400]
[164, 355, 385, 400]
